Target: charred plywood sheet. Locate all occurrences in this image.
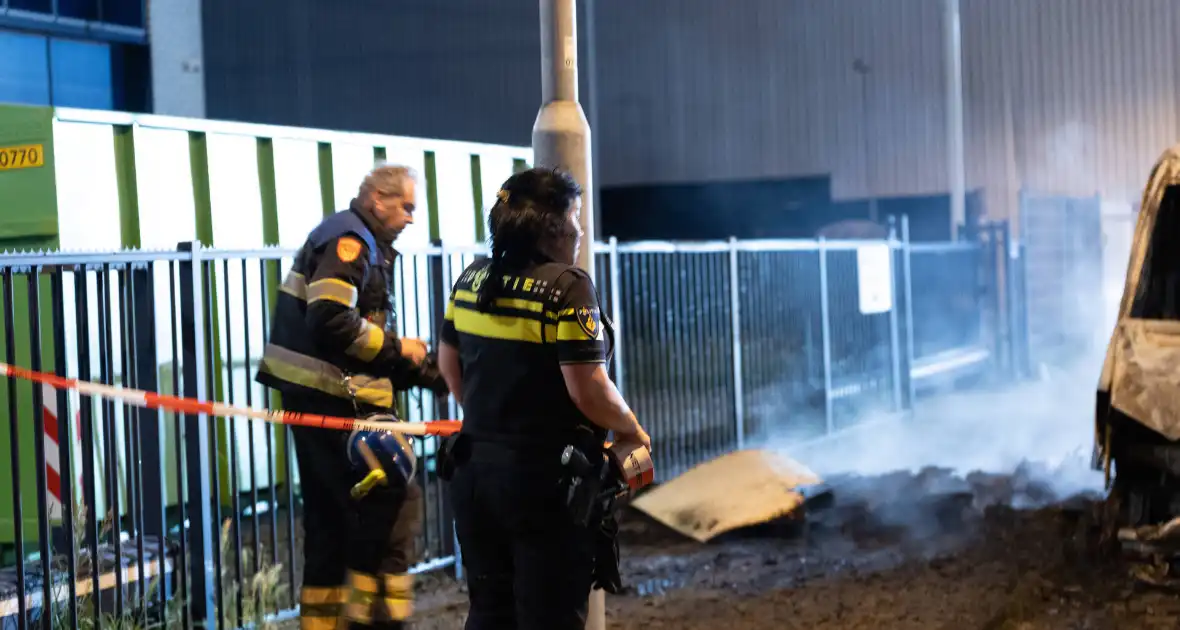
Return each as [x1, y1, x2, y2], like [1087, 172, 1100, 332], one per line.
[631, 449, 823, 542]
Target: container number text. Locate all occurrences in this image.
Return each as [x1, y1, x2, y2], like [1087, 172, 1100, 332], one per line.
[0, 144, 45, 171]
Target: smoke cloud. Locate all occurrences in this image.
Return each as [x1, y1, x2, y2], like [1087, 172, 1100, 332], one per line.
[755, 349, 1110, 517]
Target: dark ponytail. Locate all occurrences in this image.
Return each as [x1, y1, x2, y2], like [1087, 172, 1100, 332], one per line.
[476, 167, 582, 311]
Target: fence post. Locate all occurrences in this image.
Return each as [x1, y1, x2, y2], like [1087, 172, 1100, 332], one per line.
[886, 219, 903, 413]
[50, 268, 80, 628]
[27, 270, 54, 623]
[438, 245, 464, 582]
[989, 223, 1006, 379]
[131, 264, 170, 605]
[178, 241, 218, 629]
[608, 237, 625, 398]
[818, 237, 834, 434]
[427, 242, 457, 579]
[1004, 224, 1029, 380]
[901, 216, 917, 409]
[727, 237, 745, 449]
[71, 269, 103, 619]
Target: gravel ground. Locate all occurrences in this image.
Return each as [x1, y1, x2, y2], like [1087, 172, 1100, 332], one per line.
[409, 465, 1180, 630]
[271, 360, 1180, 629]
[402, 363, 1180, 629]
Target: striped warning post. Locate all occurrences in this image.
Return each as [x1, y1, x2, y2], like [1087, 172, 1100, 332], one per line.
[42, 382, 64, 520]
[40, 383, 83, 521]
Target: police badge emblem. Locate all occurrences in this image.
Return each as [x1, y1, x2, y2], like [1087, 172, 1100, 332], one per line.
[575, 306, 601, 339]
[471, 267, 489, 292]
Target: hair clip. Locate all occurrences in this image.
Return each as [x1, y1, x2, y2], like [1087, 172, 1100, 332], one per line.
[497, 189, 510, 203]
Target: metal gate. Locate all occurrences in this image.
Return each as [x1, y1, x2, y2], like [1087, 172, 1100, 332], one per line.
[1018, 190, 1105, 373]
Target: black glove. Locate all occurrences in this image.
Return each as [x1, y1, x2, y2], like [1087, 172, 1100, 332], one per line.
[411, 354, 451, 397]
[390, 352, 450, 397]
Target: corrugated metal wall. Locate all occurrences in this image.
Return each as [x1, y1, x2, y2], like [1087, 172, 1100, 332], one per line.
[201, 0, 552, 146]
[596, 0, 1180, 213]
[595, 0, 949, 196]
[201, 0, 1180, 214]
[961, 0, 1180, 210]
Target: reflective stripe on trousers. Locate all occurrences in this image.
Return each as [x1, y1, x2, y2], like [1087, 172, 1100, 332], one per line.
[301, 585, 347, 629]
[345, 569, 414, 624]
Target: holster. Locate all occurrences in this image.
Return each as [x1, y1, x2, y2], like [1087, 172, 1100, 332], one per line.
[591, 510, 624, 594]
[558, 428, 613, 527]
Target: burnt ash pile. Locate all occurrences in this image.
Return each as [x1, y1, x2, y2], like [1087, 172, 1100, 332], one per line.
[406, 464, 1180, 629]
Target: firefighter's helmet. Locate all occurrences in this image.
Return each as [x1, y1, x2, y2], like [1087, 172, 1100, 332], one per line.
[346, 428, 417, 499]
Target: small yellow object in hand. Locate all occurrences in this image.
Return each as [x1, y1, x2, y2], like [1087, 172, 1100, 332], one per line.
[351, 468, 388, 499]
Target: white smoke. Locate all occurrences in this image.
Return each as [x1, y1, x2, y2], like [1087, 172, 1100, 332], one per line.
[753, 352, 1109, 507]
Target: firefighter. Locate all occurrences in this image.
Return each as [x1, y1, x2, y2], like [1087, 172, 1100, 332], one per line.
[255, 164, 449, 629]
[435, 167, 651, 629]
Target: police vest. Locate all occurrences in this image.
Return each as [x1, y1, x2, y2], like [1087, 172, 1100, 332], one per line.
[255, 209, 397, 408]
[445, 258, 614, 448]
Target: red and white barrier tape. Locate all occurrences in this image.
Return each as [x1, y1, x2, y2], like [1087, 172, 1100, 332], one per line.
[0, 362, 462, 438]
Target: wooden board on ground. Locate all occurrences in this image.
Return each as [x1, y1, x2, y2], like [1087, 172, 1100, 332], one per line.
[631, 448, 824, 543]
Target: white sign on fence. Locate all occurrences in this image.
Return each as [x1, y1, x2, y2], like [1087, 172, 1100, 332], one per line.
[856, 243, 894, 315]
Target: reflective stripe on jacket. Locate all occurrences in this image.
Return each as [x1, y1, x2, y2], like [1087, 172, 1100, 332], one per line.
[256, 205, 412, 408]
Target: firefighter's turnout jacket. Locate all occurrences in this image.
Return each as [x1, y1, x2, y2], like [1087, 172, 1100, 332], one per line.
[256, 202, 417, 409]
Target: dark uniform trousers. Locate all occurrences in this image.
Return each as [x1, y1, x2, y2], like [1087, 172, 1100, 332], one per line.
[286, 393, 423, 630]
[450, 444, 596, 630]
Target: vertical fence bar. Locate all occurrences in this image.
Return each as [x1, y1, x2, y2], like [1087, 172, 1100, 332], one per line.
[252, 258, 279, 573]
[1011, 233, 1031, 380]
[132, 264, 169, 617]
[73, 269, 102, 626]
[3, 269, 27, 630]
[887, 222, 904, 412]
[438, 249, 463, 581]
[221, 259, 245, 625]
[97, 263, 125, 618]
[119, 266, 149, 607]
[241, 259, 261, 579]
[50, 268, 79, 628]
[200, 259, 226, 630]
[1001, 220, 1016, 380]
[27, 271, 54, 626]
[901, 216, 917, 407]
[727, 237, 745, 449]
[607, 237, 624, 398]
[818, 238, 834, 434]
[179, 241, 218, 629]
[168, 261, 192, 630]
[987, 224, 1004, 377]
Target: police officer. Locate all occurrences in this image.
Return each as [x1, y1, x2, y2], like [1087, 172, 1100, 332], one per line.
[255, 164, 448, 629]
[436, 167, 651, 629]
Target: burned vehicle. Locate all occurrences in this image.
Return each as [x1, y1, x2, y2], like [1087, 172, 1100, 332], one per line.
[1096, 144, 1180, 585]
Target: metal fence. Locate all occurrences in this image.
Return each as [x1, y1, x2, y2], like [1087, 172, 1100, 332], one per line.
[1018, 190, 1105, 373]
[0, 219, 1021, 629]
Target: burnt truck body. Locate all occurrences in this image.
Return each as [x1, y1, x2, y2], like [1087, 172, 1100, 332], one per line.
[1096, 144, 1180, 583]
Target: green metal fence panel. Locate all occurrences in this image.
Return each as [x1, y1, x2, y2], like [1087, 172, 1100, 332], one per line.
[1, 107, 532, 535]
